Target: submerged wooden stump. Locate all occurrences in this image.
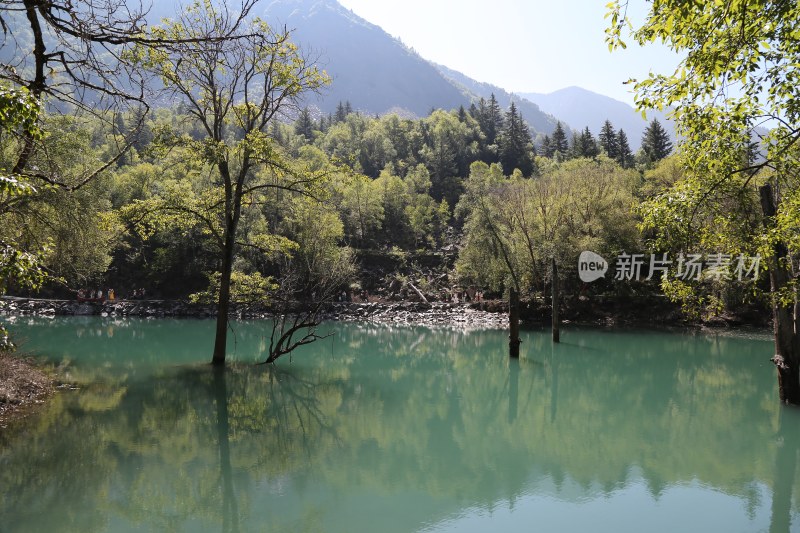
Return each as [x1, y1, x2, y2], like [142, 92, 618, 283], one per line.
[509, 288, 521, 358]
[552, 258, 560, 343]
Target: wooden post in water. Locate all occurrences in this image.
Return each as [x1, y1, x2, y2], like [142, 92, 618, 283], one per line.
[509, 288, 521, 358]
[552, 257, 560, 343]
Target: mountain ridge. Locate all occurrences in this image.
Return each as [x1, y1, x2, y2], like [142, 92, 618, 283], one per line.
[519, 86, 675, 150]
[261, 0, 561, 134]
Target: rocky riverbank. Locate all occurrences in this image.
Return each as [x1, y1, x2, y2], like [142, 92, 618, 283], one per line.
[0, 294, 768, 329]
[0, 296, 509, 329]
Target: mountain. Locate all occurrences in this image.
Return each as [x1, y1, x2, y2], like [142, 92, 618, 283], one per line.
[434, 63, 559, 136]
[263, 0, 467, 117]
[260, 0, 560, 133]
[519, 87, 675, 149]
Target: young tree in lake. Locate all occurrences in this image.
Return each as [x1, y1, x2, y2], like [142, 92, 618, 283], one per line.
[640, 119, 673, 163]
[608, 0, 800, 403]
[269, 194, 355, 363]
[599, 120, 618, 159]
[131, 1, 329, 366]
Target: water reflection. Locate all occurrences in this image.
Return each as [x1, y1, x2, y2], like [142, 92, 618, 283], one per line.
[0, 318, 795, 532]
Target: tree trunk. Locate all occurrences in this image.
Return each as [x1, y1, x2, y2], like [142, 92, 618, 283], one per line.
[760, 184, 800, 404]
[212, 230, 236, 366]
[552, 257, 560, 343]
[509, 288, 521, 358]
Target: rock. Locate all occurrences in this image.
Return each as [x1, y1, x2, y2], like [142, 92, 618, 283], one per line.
[0, 296, 509, 330]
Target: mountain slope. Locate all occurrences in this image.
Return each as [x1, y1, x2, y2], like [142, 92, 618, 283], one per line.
[260, 0, 560, 134]
[520, 87, 674, 149]
[262, 0, 466, 117]
[434, 63, 560, 136]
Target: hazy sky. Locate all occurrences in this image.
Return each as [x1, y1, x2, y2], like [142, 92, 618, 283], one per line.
[336, 0, 681, 105]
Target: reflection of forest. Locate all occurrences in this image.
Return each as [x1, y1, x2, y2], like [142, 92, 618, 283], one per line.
[0, 321, 796, 532]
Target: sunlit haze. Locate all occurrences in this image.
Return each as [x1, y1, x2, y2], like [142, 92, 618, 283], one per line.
[336, 0, 680, 105]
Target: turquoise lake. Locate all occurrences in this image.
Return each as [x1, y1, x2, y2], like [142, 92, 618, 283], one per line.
[0, 316, 797, 532]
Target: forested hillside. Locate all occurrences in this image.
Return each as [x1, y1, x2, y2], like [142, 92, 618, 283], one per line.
[0, 0, 765, 334]
[2, 90, 678, 304]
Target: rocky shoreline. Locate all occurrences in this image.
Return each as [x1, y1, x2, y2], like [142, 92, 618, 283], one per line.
[0, 294, 769, 330]
[0, 296, 509, 329]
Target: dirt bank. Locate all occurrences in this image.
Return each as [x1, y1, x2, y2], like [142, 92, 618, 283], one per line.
[0, 352, 54, 428]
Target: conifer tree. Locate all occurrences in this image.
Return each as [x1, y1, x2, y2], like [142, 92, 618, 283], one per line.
[476, 94, 505, 147]
[499, 102, 534, 176]
[540, 134, 554, 158]
[295, 107, 315, 141]
[641, 119, 673, 163]
[616, 129, 633, 168]
[334, 101, 347, 123]
[551, 122, 569, 156]
[569, 132, 581, 159]
[578, 126, 599, 158]
[599, 119, 618, 159]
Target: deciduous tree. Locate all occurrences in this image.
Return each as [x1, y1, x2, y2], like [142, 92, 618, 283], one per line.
[130, 1, 329, 365]
[608, 0, 800, 403]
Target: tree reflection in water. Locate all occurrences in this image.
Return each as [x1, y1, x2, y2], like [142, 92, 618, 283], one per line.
[0, 319, 797, 532]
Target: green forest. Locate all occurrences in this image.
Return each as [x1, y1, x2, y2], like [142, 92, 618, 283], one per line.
[2, 92, 678, 300]
[2, 0, 800, 393]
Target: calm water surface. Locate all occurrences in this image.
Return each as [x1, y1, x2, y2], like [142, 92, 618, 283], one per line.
[0, 316, 797, 533]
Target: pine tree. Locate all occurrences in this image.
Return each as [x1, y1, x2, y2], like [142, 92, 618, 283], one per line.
[476, 93, 505, 146]
[334, 101, 347, 123]
[499, 102, 534, 176]
[551, 122, 569, 156]
[641, 119, 673, 163]
[295, 107, 315, 141]
[598, 119, 618, 159]
[616, 129, 633, 168]
[569, 131, 581, 159]
[269, 118, 284, 146]
[540, 134, 554, 158]
[578, 127, 598, 158]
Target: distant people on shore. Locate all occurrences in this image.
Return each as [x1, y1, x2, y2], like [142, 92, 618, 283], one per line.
[130, 288, 147, 300]
[448, 287, 483, 303]
[76, 287, 135, 301]
[77, 288, 112, 301]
